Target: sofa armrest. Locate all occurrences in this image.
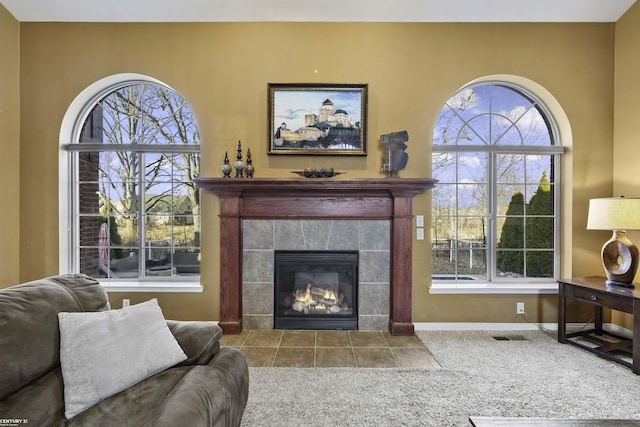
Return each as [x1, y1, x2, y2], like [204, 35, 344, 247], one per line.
[166, 320, 223, 366]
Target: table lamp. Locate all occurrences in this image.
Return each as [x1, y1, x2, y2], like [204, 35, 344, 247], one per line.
[587, 196, 640, 288]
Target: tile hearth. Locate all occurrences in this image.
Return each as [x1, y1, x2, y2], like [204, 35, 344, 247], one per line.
[221, 330, 440, 368]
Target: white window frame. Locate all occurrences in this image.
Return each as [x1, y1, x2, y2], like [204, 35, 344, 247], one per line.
[430, 80, 565, 295]
[59, 73, 202, 292]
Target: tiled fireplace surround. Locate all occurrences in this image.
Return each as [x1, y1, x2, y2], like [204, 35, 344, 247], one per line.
[242, 219, 391, 331]
[196, 178, 437, 336]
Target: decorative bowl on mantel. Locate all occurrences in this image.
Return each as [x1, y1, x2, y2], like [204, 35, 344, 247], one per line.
[291, 167, 344, 178]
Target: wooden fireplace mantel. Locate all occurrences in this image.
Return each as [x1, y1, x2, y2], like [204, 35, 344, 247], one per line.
[196, 177, 437, 336]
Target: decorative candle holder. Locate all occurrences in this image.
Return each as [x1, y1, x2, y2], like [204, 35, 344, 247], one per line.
[245, 149, 254, 178]
[234, 141, 244, 178]
[221, 152, 232, 178]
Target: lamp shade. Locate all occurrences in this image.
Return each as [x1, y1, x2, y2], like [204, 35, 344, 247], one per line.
[586, 197, 640, 231]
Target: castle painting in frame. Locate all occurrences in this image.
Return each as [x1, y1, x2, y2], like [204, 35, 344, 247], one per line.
[268, 83, 368, 155]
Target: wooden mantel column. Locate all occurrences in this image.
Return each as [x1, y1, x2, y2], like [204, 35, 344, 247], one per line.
[217, 192, 244, 334]
[196, 178, 437, 336]
[389, 192, 417, 336]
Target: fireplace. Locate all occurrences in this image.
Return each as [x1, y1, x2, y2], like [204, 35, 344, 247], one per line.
[274, 250, 358, 330]
[195, 178, 437, 336]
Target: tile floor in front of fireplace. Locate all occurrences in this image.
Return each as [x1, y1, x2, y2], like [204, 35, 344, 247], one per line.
[220, 330, 441, 368]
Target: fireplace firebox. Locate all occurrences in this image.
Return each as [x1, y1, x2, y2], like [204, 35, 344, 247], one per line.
[274, 250, 358, 330]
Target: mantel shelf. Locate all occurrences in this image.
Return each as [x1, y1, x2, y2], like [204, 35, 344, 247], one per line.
[195, 177, 437, 197]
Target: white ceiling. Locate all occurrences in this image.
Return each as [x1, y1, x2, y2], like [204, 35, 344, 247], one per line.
[0, 0, 637, 23]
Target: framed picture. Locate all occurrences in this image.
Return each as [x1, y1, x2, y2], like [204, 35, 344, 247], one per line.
[268, 83, 368, 155]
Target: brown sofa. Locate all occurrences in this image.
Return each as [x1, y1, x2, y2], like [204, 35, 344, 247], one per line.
[0, 274, 249, 426]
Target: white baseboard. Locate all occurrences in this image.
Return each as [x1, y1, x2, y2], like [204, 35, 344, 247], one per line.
[414, 322, 632, 337]
[414, 322, 557, 331]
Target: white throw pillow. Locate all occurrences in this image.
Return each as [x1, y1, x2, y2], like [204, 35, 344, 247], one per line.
[58, 299, 187, 419]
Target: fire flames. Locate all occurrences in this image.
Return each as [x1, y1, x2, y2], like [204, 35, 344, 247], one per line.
[291, 284, 342, 314]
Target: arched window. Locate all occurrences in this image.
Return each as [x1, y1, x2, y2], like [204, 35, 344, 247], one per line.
[65, 80, 200, 286]
[431, 82, 563, 289]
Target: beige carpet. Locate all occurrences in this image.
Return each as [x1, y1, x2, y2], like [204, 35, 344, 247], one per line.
[240, 330, 640, 427]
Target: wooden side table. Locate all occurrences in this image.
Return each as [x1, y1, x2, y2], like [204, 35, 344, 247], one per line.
[557, 276, 640, 374]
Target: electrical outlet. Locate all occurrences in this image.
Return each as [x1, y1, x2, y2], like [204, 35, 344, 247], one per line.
[123, 299, 130, 308]
[516, 302, 525, 315]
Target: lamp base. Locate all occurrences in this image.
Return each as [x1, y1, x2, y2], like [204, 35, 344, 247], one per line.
[601, 230, 639, 288]
[605, 279, 635, 289]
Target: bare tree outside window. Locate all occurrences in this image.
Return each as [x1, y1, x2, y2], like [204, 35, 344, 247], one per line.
[72, 82, 200, 280]
[431, 83, 562, 284]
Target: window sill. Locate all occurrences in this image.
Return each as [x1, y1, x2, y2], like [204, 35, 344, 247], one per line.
[100, 279, 203, 293]
[429, 282, 558, 295]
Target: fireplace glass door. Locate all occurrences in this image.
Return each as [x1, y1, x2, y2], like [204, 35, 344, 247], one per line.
[274, 250, 358, 330]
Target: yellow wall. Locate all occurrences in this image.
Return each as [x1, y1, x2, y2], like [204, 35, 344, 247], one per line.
[13, 21, 616, 323]
[0, 4, 20, 287]
[612, 2, 640, 329]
